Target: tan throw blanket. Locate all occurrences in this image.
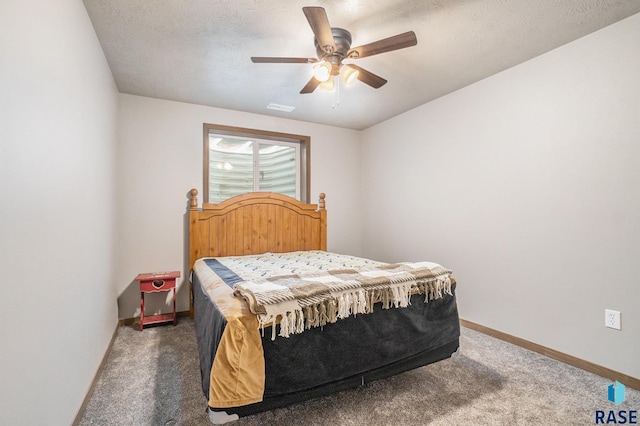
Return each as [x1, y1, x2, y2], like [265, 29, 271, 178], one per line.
[233, 261, 452, 340]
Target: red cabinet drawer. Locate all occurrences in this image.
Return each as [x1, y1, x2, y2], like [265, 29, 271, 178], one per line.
[136, 271, 180, 293]
[139, 278, 176, 292]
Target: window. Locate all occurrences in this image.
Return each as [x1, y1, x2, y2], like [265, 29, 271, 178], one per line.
[204, 124, 310, 203]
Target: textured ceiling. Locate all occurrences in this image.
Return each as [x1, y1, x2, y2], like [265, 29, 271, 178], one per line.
[83, 0, 640, 130]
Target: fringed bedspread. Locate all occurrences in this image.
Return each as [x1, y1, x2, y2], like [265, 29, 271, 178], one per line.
[228, 252, 453, 339]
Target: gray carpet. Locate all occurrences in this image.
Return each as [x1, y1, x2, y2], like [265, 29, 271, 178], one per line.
[79, 319, 639, 425]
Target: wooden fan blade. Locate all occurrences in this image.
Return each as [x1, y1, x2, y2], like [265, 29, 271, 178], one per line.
[302, 7, 336, 54]
[251, 57, 316, 64]
[347, 31, 417, 59]
[348, 64, 387, 89]
[300, 76, 322, 94]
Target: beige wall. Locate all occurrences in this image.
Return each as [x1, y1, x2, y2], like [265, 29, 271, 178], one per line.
[361, 13, 640, 379]
[0, 1, 119, 424]
[115, 94, 363, 319]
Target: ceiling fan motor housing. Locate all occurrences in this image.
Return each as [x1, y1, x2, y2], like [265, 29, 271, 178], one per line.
[315, 27, 352, 59]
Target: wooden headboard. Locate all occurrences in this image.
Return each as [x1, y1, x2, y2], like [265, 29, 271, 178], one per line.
[188, 189, 327, 314]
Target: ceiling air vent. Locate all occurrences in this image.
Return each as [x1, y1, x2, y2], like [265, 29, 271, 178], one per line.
[266, 103, 295, 112]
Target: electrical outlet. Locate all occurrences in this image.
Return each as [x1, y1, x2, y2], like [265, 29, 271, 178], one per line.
[605, 309, 621, 330]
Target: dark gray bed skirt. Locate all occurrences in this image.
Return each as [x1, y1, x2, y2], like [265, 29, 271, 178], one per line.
[219, 337, 459, 418]
[194, 274, 460, 418]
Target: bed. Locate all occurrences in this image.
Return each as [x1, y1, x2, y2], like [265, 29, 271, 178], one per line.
[187, 189, 460, 424]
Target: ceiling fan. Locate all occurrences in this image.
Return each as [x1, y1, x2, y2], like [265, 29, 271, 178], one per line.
[251, 6, 417, 94]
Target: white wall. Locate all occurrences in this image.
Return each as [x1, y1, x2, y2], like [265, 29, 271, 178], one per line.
[0, 1, 119, 425]
[116, 94, 362, 319]
[361, 13, 640, 379]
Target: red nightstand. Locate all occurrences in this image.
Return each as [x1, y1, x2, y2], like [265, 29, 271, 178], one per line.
[136, 271, 180, 331]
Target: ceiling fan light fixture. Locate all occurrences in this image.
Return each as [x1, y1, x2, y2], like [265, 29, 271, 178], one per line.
[312, 61, 332, 82]
[318, 76, 335, 92]
[339, 65, 359, 86]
